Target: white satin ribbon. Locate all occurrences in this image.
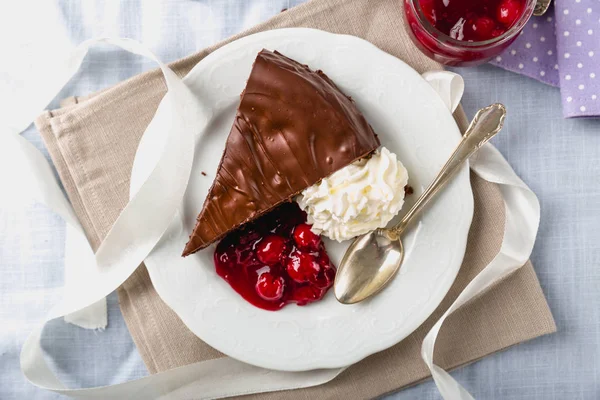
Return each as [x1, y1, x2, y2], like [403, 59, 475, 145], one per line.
[7, 37, 343, 399]
[420, 73, 541, 400]
[2, 37, 540, 399]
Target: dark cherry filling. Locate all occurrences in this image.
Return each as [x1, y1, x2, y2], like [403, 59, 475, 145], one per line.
[214, 202, 336, 311]
[419, 0, 524, 41]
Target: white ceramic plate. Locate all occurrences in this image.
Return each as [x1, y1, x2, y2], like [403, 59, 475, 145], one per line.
[138, 28, 473, 372]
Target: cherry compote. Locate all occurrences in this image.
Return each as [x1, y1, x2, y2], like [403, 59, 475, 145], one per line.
[420, 0, 523, 41]
[214, 202, 336, 311]
[404, 0, 533, 66]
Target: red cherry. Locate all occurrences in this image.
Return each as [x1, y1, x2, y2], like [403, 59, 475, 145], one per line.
[256, 235, 288, 266]
[293, 224, 321, 252]
[497, 0, 522, 27]
[324, 267, 336, 284]
[255, 272, 285, 301]
[292, 285, 326, 306]
[317, 251, 330, 267]
[472, 16, 496, 40]
[313, 252, 336, 288]
[313, 266, 336, 289]
[491, 28, 506, 38]
[286, 251, 321, 283]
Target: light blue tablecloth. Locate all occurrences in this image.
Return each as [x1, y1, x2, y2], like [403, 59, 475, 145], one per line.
[1, 1, 599, 399]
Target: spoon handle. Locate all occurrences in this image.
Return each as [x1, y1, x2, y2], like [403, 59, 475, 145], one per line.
[392, 103, 506, 237]
[534, 0, 552, 16]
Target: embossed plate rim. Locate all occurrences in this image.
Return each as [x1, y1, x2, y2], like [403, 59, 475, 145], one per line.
[135, 28, 474, 371]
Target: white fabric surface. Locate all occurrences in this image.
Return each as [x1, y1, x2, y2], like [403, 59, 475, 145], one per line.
[0, 1, 598, 399]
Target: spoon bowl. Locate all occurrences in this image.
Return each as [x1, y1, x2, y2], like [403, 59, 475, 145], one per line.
[334, 229, 404, 304]
[334, 104, 507, 305]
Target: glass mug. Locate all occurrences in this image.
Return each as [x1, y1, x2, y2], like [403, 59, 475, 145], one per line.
[404, 0, 537, 66]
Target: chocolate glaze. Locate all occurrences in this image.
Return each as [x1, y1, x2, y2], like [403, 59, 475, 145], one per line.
[183, 50, 380, 256]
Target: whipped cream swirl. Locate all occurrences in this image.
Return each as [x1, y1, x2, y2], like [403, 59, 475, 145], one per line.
[296, 147, 409, 242]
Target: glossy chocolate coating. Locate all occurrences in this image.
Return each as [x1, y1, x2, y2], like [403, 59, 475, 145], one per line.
[183, 50, 380, 256]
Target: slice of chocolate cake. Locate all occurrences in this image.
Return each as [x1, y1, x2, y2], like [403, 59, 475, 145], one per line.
[183, 49, 380, 256]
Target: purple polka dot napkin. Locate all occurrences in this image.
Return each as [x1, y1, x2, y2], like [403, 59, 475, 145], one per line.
[490, 1, 599, 118]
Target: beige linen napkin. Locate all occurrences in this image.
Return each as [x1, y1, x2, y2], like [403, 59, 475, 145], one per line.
[35, 0, 556, 398]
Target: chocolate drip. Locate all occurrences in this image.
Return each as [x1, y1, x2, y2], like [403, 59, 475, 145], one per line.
[183, 50, 380, 256]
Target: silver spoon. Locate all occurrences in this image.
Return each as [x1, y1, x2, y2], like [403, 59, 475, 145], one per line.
[534, 0, 552, 16]
[334, 103, 507, 305]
